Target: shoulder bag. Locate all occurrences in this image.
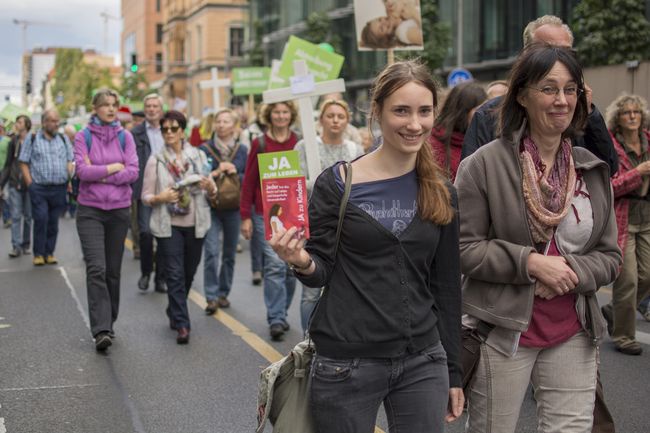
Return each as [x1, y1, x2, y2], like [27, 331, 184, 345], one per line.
[204, 141, 242, 211]
[256, 162, 352, 433]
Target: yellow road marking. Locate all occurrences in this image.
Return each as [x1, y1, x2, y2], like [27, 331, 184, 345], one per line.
[125, 238, 387, 432]
[187, 290, 284, 363]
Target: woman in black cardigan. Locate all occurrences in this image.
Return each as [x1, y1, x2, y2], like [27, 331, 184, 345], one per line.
[271, 60, 463, 433]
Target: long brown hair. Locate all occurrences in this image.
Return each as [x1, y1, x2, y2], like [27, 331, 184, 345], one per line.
[370, 60, 454, 225]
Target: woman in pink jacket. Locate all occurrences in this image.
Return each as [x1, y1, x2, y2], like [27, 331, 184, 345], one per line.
[74, 88, 139, 351]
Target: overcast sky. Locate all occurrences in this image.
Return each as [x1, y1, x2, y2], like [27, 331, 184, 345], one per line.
[0, 0, 121, 105]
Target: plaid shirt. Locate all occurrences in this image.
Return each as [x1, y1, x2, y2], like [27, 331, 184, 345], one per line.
[18, 130, 73, 185]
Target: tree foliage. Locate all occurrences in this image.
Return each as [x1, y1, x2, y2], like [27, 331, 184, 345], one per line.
[303, 11, 342, 54]
[248, 20, 265, 67]
[572, 0, 650, 66]
[52, 48, 114, 115]
[396, 1, 451, 73]
[120, 71, 152, 102]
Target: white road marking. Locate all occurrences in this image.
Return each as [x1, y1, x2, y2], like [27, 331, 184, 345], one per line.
[0, 403, 6, 433]
[637, 330, 650, 346]
[1, 384, 99, 392]
[58, 266, 90, 330]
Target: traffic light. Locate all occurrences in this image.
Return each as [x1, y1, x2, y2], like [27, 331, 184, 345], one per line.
[25, 81, 32, 94]
[130, 54, 138, 73]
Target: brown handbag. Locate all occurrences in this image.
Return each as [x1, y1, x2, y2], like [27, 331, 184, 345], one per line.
[204, 141, 241, 211]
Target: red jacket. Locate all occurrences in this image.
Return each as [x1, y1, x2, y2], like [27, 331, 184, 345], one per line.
[610, 128, 650, 252]
[429, 127, 464, 182]
[240, 132, 299, 220]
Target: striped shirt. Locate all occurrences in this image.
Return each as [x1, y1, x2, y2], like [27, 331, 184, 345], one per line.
[18, 130, 73, 185]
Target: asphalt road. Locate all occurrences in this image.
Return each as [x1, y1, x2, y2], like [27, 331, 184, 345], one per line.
[0, 216, 648, 433]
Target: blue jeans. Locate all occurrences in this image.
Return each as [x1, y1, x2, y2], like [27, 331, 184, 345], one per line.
[250, 205, 264, 273]
[300, 283, 321, 333]
[203, 209, 241, 300]
[29, 183, 67, 257]
[8, 186, 31, 250]
[252, 211, 296, 325]
[310, 342, 450, 433]
[157, 226, 204, 330]
[2, 198, 10, 222]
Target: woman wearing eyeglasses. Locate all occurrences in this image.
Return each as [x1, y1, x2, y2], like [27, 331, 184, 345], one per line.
[455, 44, 621, 432]
[141, 110, 217, 344]
[600, 94, 650, 356]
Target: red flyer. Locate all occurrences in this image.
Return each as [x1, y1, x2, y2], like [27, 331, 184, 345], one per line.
[257, 150, 310, 240]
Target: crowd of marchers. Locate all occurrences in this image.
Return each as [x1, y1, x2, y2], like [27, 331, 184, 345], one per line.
[1, 13, 649, 433]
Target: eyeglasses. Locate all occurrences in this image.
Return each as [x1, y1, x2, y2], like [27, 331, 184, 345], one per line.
[161, 126, 181, 133]
[620, 110, 641, 117]
[527, 86, 583, 98]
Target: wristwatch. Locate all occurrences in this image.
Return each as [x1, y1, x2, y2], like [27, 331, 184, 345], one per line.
[288, 257, 313, 273]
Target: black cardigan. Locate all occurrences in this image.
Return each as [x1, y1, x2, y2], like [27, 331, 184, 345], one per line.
[298, 166, 462, 388]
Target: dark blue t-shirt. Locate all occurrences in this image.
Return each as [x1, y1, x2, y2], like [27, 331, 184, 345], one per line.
[334, 163, 417, 236]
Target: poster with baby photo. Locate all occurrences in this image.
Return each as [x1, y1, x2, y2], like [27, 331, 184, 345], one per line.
[354, 0, 424, 51]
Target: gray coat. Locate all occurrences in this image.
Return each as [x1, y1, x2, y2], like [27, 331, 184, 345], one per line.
[455, 124, 622, 347]
[147, 144, 211, 239]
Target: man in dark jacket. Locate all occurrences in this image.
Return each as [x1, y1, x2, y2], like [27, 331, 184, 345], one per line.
[0, 115, 32, 257]
[461, 16, 618, 177]
[131, 93, 166, 292]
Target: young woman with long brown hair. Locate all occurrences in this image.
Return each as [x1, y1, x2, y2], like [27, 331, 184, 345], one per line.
[270, 60, 463, 432]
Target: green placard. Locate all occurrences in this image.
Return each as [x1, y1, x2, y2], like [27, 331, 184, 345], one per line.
[232, 67, 271, 95]
[258, 150, 302, 180]
[277, 36, 344, 83]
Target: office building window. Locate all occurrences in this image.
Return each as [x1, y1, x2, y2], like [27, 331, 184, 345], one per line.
[156, 52, 163, 73]
[156, 24, 164, 44]
[229, 27, 244, 57]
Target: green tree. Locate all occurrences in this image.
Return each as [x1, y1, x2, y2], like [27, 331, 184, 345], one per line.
[396, 1, 451, 73]
[303, 11, 342, 53]
[248, 20, 265, 66]
[572, 0, 650, 66]
[120, 71, 151, 102]
[52, 48, 114, 114]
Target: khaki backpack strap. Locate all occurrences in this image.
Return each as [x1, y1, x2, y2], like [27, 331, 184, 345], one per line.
[203, 143, 221, 163]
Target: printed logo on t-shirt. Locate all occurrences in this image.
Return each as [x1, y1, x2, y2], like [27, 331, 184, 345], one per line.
[358, 200, 417, 236]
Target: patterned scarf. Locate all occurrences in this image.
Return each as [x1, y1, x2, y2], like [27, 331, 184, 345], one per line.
[160, 145, 192, 215]
[520, 135, 576, 243]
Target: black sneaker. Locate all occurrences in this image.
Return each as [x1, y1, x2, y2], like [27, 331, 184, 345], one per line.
[95, 332, 112, 351]
[601, 305, 613, 336]
[270, 323, 285, 341]
[138, 274, 150, 291]
[154, 280, 167, 293]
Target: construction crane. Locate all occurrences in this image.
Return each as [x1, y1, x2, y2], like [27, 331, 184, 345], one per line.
[100, 10, 120, 54]
[12, 19, 64, 54]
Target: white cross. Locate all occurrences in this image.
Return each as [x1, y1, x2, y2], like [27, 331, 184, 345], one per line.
[263, 60, 345, 182]
[199, 67, 232, 111]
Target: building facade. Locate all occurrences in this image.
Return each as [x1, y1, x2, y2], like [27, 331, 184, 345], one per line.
[248, 0, 612, 119]
[21, 48, 56, 111]
[121, 0, 165, 86]
[161, 0, 249, 119]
